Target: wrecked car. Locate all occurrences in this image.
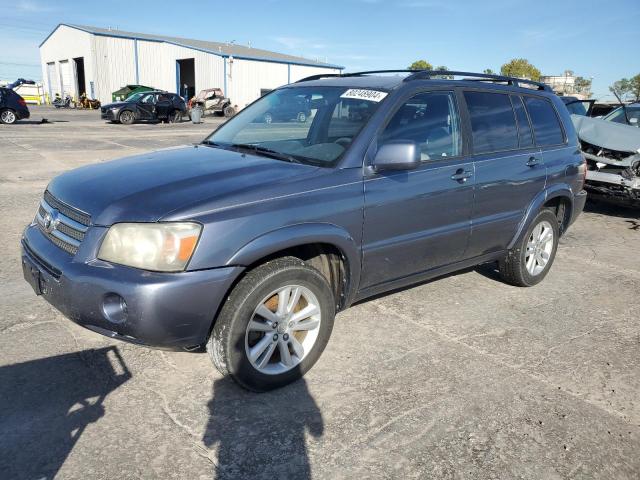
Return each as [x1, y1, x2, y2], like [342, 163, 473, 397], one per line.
[601, 102, 640, 127]
[572, 115, 640, 206]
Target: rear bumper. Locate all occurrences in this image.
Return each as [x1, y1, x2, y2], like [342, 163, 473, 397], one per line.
[16, 108, 30, 120]
[21, 223, 242, 350]
[569, 190, 587, 226]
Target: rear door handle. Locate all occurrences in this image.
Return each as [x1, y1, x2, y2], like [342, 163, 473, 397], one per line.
[451, 169, 473, 182]
[526, 156, 541, 167]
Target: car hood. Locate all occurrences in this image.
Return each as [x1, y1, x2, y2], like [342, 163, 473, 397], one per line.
[102, 101, 131, 109]
[47, 145, 320, 225]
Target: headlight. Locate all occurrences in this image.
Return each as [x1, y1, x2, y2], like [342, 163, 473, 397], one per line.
[98, 222, 202, 272]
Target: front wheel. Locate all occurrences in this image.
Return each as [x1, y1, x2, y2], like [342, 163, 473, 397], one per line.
[499, 209, 559, 287]
[118, 110, 135, 125]
[0, 109, 17, 124]
[207, 257, 335, 392]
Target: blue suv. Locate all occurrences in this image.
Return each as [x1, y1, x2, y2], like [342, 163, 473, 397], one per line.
[21, 71, 587, 391]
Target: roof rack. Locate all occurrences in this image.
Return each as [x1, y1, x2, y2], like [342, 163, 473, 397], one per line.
[296, 69, 552, 91]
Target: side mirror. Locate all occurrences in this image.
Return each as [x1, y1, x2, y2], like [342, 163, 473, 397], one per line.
[372, 141, 421, 172]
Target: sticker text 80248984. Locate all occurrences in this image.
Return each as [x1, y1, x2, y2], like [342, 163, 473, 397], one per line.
[340, 89, 388, 102]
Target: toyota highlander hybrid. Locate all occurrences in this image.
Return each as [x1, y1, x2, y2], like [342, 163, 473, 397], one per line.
[21, 70, 587, 391]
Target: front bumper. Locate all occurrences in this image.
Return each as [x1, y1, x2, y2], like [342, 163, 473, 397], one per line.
[21, 223, 242, 350]
[100, 109, 116, 121]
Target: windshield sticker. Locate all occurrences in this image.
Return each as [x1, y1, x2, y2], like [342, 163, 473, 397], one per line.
[340, 89, 388, 102]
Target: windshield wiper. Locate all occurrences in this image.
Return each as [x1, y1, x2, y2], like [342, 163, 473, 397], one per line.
[228, 143, 302, 164]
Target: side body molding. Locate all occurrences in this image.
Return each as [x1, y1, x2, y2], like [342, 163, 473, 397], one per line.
[507, 185, 574, 250]
[226, 223, 362, 306]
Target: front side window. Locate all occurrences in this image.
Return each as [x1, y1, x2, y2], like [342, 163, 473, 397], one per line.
[380, 91, 461, 161]
[604, 106, 640, 126]
[464, 91, 518, 154]
[140, 93, 156, 104]
[524, 97, 565, 146]
[206, 86, 387, 166]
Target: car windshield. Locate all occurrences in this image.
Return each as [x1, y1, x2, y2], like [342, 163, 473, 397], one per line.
[126, 92, 145, 102]
[204, 86, 388, 167]
[603, 106, 640, 127]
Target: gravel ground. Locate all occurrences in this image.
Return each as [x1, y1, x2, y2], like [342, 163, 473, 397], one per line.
[1, 106, 639, 480]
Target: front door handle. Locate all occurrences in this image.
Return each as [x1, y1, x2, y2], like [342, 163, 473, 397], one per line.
[526, 156, 541, 167]
[451, 169, 473, 183]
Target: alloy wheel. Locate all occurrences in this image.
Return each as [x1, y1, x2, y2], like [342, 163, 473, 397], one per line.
[245, 285, 321, 375]
[1, 110, 16, 124]
[525, 220, 554, 276]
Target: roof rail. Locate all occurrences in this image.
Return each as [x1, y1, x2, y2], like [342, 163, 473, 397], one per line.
[405, 70, 551, 91]
[295, 69, 552, 91]
[295, 70, 414, 83]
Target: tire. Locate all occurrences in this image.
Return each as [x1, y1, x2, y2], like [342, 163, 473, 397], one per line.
[263, 112, 273, 124]
[499, 209, 559, 287]
[223, 105, 235, 117]
[297, 111, 307, 123]
[0, 109, 17, 124]
[118, 110, 135, 125]
[207, 256, 335, 392]
[168, 110, 182, 123]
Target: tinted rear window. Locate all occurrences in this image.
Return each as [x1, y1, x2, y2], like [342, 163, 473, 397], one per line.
[464, 91, 518, 154]
[524, 97, 565, 146]
[511, 95, 534, 148]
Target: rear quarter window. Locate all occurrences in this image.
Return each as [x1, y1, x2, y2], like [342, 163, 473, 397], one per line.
[464, 91, 519, 154]
[524, 97, 565, 146]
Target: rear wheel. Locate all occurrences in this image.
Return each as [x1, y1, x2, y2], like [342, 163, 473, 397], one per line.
[223, 105, 235, 117]
[0, 109, 17, 124]
[207, 257, 335, 392]
[499, 209, 559, 287]
[118, 110, 135, 125]
[168, 110, 182, 123]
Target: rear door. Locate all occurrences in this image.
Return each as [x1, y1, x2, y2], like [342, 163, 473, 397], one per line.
[463, 90, 547, 257]
[523, 95, 571, 192]
[361, 90, 474, 289]
[155, 93, 173, 118]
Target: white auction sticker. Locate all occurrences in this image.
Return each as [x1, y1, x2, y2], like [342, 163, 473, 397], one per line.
[340, 89, 388, 102]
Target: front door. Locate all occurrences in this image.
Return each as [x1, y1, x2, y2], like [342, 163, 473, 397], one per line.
[137, 93, 157, 120]
[361, 90, 474, 289]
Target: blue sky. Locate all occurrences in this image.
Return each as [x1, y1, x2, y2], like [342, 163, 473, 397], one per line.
[1, 0, 638, 99]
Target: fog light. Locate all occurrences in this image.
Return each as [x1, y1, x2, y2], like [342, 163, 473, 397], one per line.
[102, 293, 128, 324]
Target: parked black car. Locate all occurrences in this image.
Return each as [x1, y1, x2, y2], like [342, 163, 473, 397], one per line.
[261, 94, 311, 123]
[101, 91, 186, 124]
[0, 88, 30, 124]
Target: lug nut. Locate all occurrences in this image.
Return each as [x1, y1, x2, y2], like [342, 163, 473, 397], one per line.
[283, 333, 289, 341]
[272, 322, 278, 329]
[273, 334, 278, 341]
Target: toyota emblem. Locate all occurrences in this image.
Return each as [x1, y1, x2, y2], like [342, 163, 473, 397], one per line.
[43, 209, 59, 233]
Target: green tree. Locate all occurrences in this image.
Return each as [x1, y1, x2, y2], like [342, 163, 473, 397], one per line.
[408, 60, 433, 71]
[483, 68, 495, 75]
[630, 74, 640, 101]
[500, 58, 541, 81]
[433, 66, 453, 79]
[574, 76, 592, 96]
[610, 78, 631, 100]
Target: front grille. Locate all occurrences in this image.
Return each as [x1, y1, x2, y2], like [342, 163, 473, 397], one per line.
[35, 192, 91, 255]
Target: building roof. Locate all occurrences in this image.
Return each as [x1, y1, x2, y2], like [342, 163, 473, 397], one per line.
[41, 24, 344, 70]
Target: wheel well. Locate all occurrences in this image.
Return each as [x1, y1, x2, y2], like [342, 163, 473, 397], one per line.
[543, 196, 571, 235]
[245, 243, 349, 311]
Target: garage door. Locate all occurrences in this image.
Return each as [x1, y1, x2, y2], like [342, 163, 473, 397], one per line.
[59, 60, 73, 97]
[46, 62, 58, 98]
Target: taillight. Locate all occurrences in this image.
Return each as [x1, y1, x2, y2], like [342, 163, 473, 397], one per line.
[578, 153, 587, 190]
[18, 98, 26, 107]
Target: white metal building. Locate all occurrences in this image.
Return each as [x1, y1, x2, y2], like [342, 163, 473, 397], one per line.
[39, 24, 343, 107]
